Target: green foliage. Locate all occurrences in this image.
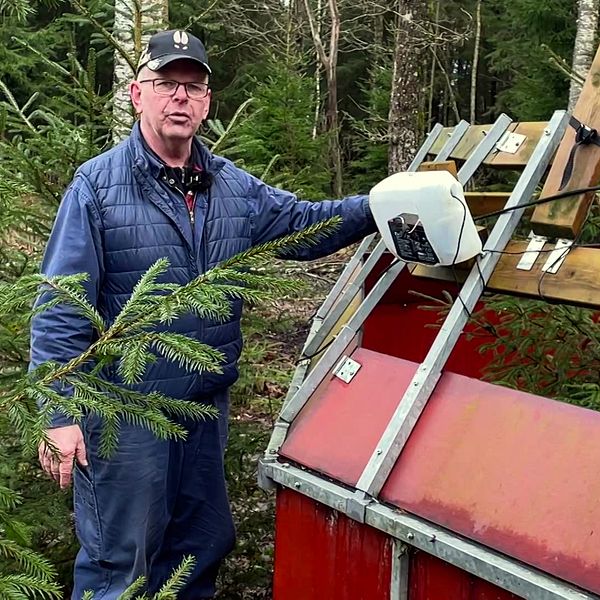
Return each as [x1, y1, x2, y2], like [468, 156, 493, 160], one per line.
[225, 53, 331, 198]
[347, 65, 393, 191]
[475, 298, 600, 408]
[0, 484, 61, 598]
[485, 0, 576, 119]
[2, 218, 340, 457]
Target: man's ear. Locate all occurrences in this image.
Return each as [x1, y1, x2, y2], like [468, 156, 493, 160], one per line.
[130, 81, 143, 115]
[200, 88, 212, 120]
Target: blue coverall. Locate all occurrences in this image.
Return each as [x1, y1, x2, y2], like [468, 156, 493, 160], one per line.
[30, 121, 376, 598]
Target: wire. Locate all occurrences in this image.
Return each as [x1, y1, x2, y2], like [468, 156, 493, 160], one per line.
[300, 337, 335, 361]
[473, 184, 600, 222]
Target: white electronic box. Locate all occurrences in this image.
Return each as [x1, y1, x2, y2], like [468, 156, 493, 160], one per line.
[368, 171, 482, 267]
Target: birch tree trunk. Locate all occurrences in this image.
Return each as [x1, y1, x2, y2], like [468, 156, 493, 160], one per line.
[112, 0, 168, 144]
[388, 0, 427, 174]
[569, 0, 599, 111]
[469, 0, 482, 123]
[312, 0, 322, 140]
[303, 0, 343, 196]
[427, 0, 440, 128]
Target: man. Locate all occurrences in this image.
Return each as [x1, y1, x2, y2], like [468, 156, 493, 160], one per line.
[31, 29, 376, 599]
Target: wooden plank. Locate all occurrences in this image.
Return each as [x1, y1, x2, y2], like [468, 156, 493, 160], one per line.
[427, 126, 454, 156]
[464, 192, 511, 217]
[531, 45, 600, 238]
[448, 125, 493, 161]
[484, 122, 549, 168]
[417, 160, 458, 177]
[411, 242, 600, 309]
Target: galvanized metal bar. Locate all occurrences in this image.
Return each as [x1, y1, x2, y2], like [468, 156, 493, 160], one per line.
[312, 124, 446, 325]
[355, 110, 569, 498]
[311, 234, 375, 323]
[391, 540, 409, 600]
[456, 113, 513, 183]
[408, 122, 446, 168]
[302, 240, 387, 357]
[280, 260, 406, 423]
[303, 121, 473, 359]
[262, 461, 594, 600]
[436, 120, 470, 161]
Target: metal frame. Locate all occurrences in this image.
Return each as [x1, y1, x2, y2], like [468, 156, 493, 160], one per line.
[264, 461, 595, 600]
[262, 114, 514, 477]
[302, 120, 469, 359]
[391, 540, 409, 600]
[259, 111, 575, 597]
[354, 110, 569, 497]
[275, 113, 513, 428]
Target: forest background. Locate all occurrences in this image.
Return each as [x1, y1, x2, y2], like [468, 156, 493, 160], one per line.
[1, 0, 599, 598]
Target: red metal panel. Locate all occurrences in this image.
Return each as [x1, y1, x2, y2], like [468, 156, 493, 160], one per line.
[273, 488, 393, 600]
[381, 367, 600, 595]
[409, 551, 522, 600]
[280, 348, 417, 487]
[362, 265, 498, 379]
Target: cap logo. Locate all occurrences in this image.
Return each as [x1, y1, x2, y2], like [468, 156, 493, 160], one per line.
[138, 49, 150, 67]
[147, 58, 162, 70]
[173, 31, 189, 50]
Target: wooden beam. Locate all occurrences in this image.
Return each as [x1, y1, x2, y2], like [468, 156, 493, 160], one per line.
[464, 192, 512, 217]
[531, 45, 600, 238]
[417, 160, 458, 177]
[448, 125, 493, 161]
[426, 122, 549, 168]
[484, 122, 549, 168]
[411, 242, 600, 309]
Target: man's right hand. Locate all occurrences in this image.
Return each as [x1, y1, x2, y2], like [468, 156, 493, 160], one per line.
[39, 425, 88, 489]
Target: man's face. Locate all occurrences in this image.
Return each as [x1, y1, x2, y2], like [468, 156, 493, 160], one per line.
[130, 59, 211, 145]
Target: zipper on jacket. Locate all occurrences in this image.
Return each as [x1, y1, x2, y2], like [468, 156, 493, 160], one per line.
[185, 190, 196, 224]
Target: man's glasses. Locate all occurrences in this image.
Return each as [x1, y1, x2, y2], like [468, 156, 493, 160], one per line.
[139, 79, 210, 99]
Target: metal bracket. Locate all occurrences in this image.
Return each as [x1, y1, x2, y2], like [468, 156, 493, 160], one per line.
[333, 355, 361, 383]
[542, 238, 573, 274]
[345, 489, 372, 523]
[516, 234, 547, 271]
[257, 458, 277, 491]
[496, 131, 527, 154]
[258, 420, 290, 492]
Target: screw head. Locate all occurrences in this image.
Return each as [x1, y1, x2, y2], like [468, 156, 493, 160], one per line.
[407, 532, 415, 540]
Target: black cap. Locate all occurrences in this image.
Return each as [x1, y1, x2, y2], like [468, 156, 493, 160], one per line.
[137, 30, 211, 75]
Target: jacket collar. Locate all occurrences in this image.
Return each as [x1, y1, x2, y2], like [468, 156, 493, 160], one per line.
[128, 121, 226, 178]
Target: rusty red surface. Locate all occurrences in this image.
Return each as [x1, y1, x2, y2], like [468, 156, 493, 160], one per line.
[362, 265, 498, 379]
[280, 347, 417, 487]
[273, 488, 393, 600]
[273, 489, 523, 600]
[380, 366, 600, 594]
[409, 551, 523, 600]
[281, 345, 600, 593]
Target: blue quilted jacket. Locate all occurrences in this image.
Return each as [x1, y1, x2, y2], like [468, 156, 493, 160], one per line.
[30, 122, 376, 427]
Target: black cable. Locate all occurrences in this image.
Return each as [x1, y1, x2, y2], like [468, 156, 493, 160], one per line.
[449, 196, 475, 321]
[473, 183, 600, 222]
[300, 337, 335, 361]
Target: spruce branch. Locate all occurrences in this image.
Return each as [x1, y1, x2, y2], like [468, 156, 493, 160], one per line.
[153, 555, 196, 599]
[2, 216, 340, 454]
